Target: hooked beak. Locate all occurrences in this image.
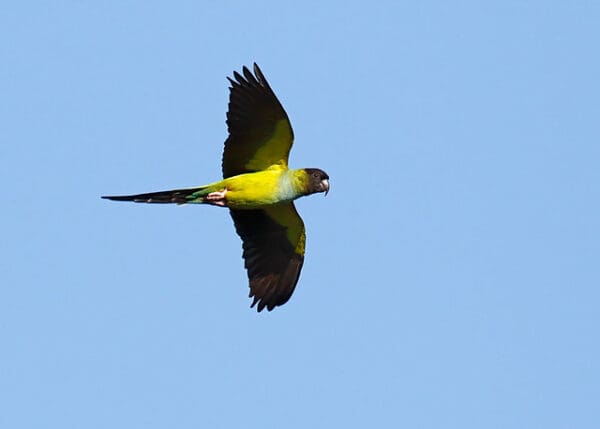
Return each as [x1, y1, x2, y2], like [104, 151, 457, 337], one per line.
[321, 179, 330, 196]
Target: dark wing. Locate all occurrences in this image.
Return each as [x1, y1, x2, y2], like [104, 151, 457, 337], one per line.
[230, 203, 306, 312]
[222, 63, 294, 178]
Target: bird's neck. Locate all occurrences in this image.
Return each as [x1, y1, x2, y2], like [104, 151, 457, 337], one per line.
[278, 169, 310, 200]
[289, 169, 313, 196]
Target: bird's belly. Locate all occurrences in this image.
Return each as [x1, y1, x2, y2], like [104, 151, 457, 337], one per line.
[223, 171, 293, 209]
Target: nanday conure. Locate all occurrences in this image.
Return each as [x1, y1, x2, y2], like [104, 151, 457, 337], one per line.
[103, 64, 330, 312]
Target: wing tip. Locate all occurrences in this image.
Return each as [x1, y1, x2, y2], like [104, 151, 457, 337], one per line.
[250, 296, 277, 313]
[253, 63, 265, 82]
[228, 62, 270, 89]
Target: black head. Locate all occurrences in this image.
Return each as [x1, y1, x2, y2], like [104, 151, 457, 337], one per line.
[304, 168, 330, 195]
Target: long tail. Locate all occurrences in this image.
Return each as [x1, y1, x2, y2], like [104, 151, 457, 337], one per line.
[102, 186, 210, 204]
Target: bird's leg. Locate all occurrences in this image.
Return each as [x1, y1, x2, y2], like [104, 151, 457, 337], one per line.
[205, 188, 228, 207]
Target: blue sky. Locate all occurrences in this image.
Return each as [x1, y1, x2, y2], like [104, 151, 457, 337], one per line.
[2, 1, 599, 428]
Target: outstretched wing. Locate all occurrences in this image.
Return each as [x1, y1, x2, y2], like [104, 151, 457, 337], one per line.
[222, 63, 294, 178]
[230, 203, 306, 312]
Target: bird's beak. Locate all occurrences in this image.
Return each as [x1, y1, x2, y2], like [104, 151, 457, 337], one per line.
[321, 179, 330, 196]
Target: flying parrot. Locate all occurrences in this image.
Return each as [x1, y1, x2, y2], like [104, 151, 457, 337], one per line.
[103, 64, 330, 312]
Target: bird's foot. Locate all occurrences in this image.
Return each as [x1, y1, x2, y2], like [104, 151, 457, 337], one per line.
[205, 188, 227, 207]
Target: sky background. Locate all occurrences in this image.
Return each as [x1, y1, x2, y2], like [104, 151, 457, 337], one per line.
[2, 1, 599, 428]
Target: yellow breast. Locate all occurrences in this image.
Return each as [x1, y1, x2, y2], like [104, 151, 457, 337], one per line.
[223, 167, 297, 209]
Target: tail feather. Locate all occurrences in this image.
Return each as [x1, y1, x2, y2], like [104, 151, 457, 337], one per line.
[102, 186, 208, 204]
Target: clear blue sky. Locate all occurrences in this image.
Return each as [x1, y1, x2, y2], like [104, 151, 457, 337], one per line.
[2, 2, 599, 428]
